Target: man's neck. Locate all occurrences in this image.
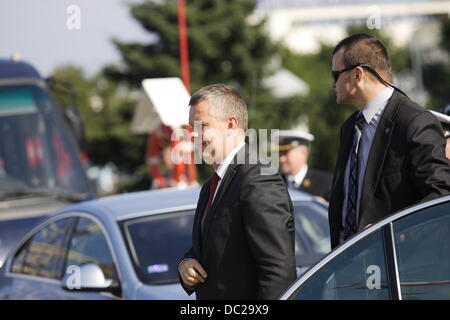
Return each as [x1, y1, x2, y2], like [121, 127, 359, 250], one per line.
[212, 139, 245, 170]
[355, 83, 388, 110]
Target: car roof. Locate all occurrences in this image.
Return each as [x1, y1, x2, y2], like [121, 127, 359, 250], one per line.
[0, 59, 42, 80]
[56, 186, 315, 222]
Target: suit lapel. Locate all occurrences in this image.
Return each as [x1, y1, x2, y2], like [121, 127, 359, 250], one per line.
[193, 182, 210, 257]
[358, 90, 402, 228]
[330, 113, 357, 205]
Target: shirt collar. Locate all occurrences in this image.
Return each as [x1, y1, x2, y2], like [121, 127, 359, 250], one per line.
[290, 165, 308, 188]
[362, 86, 394, 124]
[215, 141, 246, 179]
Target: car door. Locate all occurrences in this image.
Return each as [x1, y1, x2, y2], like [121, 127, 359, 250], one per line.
[60, 215, 122, 300]
[283, 196, 450, 300]
[0, 217, 76, 299]
[286, 228, 391, 300]
[392, 199, 450, 300]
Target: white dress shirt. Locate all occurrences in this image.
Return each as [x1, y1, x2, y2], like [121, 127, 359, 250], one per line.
[212, 141, 246, 202]
[288, 165, 308, 189]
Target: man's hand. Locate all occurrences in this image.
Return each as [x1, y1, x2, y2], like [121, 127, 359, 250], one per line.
[179, 258, 207, 287]
[363, 223, 373, 230]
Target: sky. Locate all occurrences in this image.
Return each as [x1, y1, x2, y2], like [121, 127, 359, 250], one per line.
[0, 0, 436, 77]
[0, 0, 150, 77]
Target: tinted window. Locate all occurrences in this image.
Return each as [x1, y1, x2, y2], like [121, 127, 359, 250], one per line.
[291, 230, 390, 300]
[11, 218, 73, 279]
[393, 200, 450, 300]
[65, 217, 116, 279]
[293, 202, 330, 267]
[122, 211, 194, 284]
[0, 84, 90, 196]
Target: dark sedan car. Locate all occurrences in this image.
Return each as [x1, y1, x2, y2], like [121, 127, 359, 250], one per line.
[0, 187, 330, 299]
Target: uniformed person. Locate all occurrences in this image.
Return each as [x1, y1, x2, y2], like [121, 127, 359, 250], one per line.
[275, 130, 333, 202]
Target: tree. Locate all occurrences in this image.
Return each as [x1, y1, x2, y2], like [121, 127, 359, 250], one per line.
[106, 0, 307, 131]
[422, 17, 450, 110]
[105, 0, 310, 181]
[49, 65, 149, 192]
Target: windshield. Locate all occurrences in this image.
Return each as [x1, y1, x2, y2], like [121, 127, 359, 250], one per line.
[0, 84, 90, 198]
[122, 210, 194, 285]
[122, 200, 331, 285]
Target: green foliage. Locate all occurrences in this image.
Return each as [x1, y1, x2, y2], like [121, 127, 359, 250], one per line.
[422, 18, 450, 110]
[106, 0, 308, 182]
[105, 0, 310, 132]
[107, 0, 276, 91]
[49, 65, 146, 174]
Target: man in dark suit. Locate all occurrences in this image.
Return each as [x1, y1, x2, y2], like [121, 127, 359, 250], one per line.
[276, 130, 333, 201]
[329, 33, 450, 249]
[431, 110, 450, 160]
[179, 84, 296, 299]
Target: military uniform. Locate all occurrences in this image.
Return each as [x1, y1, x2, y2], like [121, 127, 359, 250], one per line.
[276, 130, 333, 201]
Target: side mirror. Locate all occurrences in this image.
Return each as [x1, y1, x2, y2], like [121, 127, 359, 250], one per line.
[61, 264, 119, 293]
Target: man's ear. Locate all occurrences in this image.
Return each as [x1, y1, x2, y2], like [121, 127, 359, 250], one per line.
[354, 67, 364, 81]
[227, 116, 239, 129]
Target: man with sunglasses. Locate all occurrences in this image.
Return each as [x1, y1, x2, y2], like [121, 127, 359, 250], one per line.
[328, 33, 450, 249]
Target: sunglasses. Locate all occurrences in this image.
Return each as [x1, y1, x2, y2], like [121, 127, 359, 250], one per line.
[331, 63, 409, 97]
[331, 63, 371, 83]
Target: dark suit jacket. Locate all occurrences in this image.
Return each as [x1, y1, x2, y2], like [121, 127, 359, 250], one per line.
[180, 145, 297, 299]
[329, 90, 450, 249]
[291, 168, 333, 201]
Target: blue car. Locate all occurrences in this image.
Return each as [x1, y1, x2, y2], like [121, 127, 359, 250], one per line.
[0, 187, 330, 299]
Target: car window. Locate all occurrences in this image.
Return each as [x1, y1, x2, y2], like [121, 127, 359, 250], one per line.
[10, 218, 74, 279]
[393, 200, 450, 300]
[293, 202, 330, 267]
[0, 84, 91, 195]
[122, 210, 194, 285]
[290, 230, 390, 300]
[65, 217, 116, 280]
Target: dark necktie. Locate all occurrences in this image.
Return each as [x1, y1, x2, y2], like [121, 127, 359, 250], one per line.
[204, 172, 221, 218]
[343, 112, 365, 241]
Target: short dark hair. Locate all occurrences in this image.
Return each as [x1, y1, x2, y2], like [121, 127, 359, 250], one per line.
[333, 33, 392, 82]
[189, 84, 248, 130]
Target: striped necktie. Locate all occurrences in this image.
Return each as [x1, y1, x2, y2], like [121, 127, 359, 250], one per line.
[343, 112, 365, 241]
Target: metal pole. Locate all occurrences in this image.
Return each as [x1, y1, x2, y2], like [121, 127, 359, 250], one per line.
[178, 0, 191, 93]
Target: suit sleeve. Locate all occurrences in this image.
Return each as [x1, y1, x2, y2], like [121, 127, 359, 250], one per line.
[240, 165, 297, 299]
[178, 248, 196, 295]
[406, 111, 450, 201]
[178, 183, 210, 296]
